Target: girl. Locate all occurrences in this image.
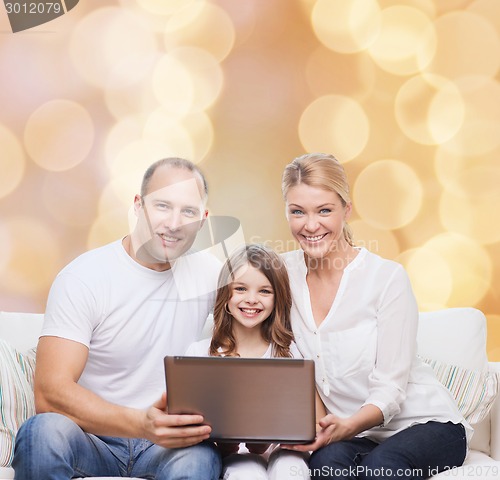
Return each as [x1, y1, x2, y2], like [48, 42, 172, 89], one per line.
[186, 243, 312, 480]
[280, 153, 469, 479]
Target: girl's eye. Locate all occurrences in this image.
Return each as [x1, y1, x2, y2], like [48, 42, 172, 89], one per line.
[260, 289, 273, 295]
[233, 286, 246, 292]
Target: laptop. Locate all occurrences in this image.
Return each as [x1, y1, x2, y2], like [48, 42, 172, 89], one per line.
[164, 355, 316, 443]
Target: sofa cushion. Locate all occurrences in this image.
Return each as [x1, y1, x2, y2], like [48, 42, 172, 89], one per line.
[422, 357, 499, 425]
[417, 308, 488, 371]
[0, 340, 36, 467]
[0, 312, 43, 353]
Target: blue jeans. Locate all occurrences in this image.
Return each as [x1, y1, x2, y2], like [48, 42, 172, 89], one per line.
[309, 421, 467, 479]
[13, 413, 222, 480]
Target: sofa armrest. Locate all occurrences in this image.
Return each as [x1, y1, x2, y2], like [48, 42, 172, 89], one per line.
[489, 362, 500, 460]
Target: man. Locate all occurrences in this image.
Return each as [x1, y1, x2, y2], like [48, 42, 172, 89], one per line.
[13, 158, 222, 479]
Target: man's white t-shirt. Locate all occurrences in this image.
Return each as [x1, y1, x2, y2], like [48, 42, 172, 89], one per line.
[41, 239, 221, 409]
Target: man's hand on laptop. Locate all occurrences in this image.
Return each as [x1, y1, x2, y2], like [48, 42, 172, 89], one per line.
[141, 393, 212, 448]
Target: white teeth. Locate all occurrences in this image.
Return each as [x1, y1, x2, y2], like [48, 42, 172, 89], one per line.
[160, 234, 179, 242]
[241, 308, 260, 314]
[305, 234, 325, 242]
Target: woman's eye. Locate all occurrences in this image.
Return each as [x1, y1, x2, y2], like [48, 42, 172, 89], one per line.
[290, 209, 303, 215]
[319, 209, 331, 214]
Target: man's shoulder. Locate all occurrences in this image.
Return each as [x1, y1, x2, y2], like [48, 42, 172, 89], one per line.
[58, 240, 122, 278]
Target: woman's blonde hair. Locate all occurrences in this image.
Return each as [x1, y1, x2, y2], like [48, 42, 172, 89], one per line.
[210, 244, 294, 358]
[281, 152, 354, 246]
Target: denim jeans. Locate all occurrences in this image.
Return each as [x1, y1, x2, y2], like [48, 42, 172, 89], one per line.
[309, 421, 467, 479]
[13, 413, 222, 480]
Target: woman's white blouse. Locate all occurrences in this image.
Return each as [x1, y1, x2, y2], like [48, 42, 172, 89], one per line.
[282, 248, 471, 442]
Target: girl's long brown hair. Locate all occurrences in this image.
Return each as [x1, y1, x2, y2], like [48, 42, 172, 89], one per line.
[209, 244, 294, 358]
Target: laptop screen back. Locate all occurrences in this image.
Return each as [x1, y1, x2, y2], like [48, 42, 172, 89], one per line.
[164, 356, 316, 443]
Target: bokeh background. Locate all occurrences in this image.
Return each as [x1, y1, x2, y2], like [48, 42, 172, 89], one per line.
[1, 0, 499, 358]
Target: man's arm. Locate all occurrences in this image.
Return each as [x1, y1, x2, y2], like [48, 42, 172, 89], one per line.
[35, 336, 212, 448]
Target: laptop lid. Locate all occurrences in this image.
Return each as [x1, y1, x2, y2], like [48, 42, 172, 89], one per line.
[164, 355, 316, 443]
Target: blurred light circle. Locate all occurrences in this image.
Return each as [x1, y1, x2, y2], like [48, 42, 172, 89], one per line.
[424, 11, 500, 80]
[435, 146, 500, 195]
[305, 47, 376, 101]
[152, 48, 223, 115]
[423, 233, 492, 306]
[24, 100, 94, 172]
[353, 160, 423, 229]
[439, 167, 500, 245]
[108, 140, 179, 203]
[311, 0, 381, 54]
[143, 110, 194, 159]
[299, 95, 369, 162]
[42, 169, 99, 228]
[441, 76, 500, 156]
[395, 74, 464, 145]
[0, 220, 11, 273]
[349, 219, 400, 259]
[164, 2, 235, 62]
[70, 7, 157, 89]
[403, 247, 453, 310]
[151, 53, 194, 115]
[87, 209, 130, 251]
[104, 53, 159, 119]
[105, 117, 144, 163]
[0, 124, 25, 199]
[181, 112, 214, 162]
[368, 6, 436, 75]
[2, 216, 60, 295]
[469, 0, 500, 38]
[136, 0, 200, 16]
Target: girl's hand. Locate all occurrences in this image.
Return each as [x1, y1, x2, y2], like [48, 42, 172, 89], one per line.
[282, 413, 355, 452]
[217, 442, 240, 457]
[246, 442, 270, 454]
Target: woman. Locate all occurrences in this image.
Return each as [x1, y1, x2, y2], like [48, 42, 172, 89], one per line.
[280, 153, 469, 479]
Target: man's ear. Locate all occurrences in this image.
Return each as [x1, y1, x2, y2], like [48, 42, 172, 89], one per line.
[199, 209, 209, 230]
[133, 194, 143, 216]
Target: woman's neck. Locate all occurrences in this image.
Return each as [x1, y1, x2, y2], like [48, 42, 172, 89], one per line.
[305, 242, 358, 279]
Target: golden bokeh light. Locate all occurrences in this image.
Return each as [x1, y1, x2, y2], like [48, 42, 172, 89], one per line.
[350, 220, 401, 260]
[424, 233, 492, 307]
[299, 95, 369, 162]
[311, 0, 381, 54]
[441, 76, 500, 156]
[424, 11, 500, 80]
[136, 0, 201, 16]
[353, 160, 423, 230]
[486, 314, 500, 361]
[368, 6, 436, 76]
[41, 169, 100, 228]
[305, 47, 377, 101]
[395, 74, 464, 145]
[0, 124, 25, 199]
[399, 247, 453, 311]
[154, 47, 223, 114]
[70, 7, 158, 89]
[0, 217, 60, 296]
[104, 54, 159, 120]
[163, 2, 235, 62]
[439, 167, 500, 245]
[87, 210, 130, 251]
[24, 100, 94, 172]
[0, 220, 11, 274]
[468, 0, 500, 37]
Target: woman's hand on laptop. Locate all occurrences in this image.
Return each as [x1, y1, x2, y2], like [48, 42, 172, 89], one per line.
[141, 393, 212, 448]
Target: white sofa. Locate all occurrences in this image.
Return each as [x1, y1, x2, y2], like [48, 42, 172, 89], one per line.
[1, 308, 499, 479]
